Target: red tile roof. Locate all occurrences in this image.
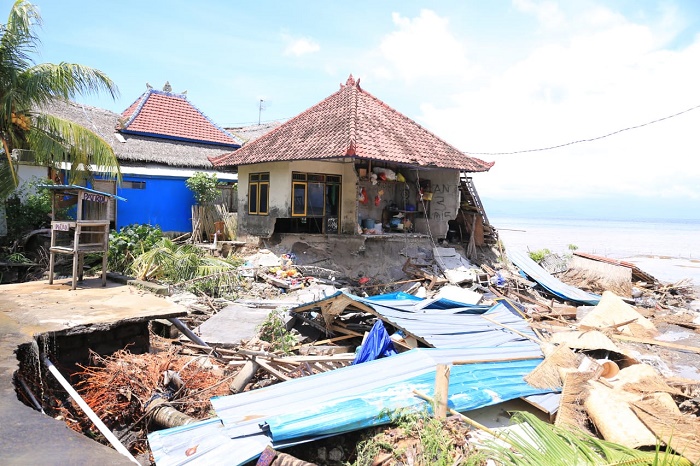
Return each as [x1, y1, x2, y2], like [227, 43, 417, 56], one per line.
[210, 75, 493, 172]
[119, 89, 242, 147]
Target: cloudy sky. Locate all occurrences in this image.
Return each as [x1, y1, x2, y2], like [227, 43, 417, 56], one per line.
[28, 0, 700, 220]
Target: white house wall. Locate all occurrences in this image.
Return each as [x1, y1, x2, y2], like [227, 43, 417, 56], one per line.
[238, 160, 357, 238]
[237, 162, 463, 240]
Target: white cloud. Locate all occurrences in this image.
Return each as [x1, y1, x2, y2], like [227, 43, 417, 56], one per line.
[512, 0, 566, 29]
[376, 9, 475, 83]
[414, 3, 700, 205]
[283, 35, 320, 57]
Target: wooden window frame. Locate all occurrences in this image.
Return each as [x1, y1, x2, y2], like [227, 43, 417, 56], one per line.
[248, 172, 269, 215]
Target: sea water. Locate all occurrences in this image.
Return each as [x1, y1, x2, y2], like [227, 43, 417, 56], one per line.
[491, 216, 700, 285]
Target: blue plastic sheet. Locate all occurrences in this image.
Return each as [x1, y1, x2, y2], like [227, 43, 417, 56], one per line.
[352, 320, 397, 365]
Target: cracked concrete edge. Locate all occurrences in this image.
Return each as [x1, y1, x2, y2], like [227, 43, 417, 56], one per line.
[106, 272, 170, 296]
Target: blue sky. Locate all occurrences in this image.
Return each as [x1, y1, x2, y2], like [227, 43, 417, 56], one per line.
[19, 0, 700, 220]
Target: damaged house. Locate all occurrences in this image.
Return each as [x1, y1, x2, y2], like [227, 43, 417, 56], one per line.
[33, 83, 243, 233]
[210, 75, 496, 247]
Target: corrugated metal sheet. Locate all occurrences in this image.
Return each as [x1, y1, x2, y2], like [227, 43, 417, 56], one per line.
[148, 418, 271, 466]
[151, 294, 554, 466]
[210, 346, 547, 440]
[508, 250, 600, 305]
[362, 298, 540, 349]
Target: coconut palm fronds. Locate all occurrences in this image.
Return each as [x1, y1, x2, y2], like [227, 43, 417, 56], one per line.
[483, 412, 691, 466]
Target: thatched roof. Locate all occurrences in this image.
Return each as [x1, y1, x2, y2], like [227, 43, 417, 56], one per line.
[39, 99, 237, 169]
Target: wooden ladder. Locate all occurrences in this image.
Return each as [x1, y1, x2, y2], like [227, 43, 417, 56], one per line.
[459, 174, 491, 227]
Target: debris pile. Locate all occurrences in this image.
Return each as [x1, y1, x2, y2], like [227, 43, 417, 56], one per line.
[54, 348, 231, 454]
[33, 241, 699, 465]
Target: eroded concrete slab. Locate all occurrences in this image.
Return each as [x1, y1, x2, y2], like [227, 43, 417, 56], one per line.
[0, 277, 187, 465]
[196, 303, 272, 346]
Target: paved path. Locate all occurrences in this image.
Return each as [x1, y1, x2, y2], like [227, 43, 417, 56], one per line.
[0, 277, 186, 465]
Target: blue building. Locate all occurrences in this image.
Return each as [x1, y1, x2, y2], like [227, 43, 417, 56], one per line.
[43, 83, 243, 233]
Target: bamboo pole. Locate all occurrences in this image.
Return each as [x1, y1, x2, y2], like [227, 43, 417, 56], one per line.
[42, 355, 139, 464]
[412, 389, 512, 445]
[610, 334, 700, 354]
[452, 355, 543, 365]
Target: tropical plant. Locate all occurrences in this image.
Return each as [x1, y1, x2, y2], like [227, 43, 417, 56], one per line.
[528, 248, 551, 263]
[0, 0, 121, 199]
[0, 177, 51, 247]
[484, 411, 690, 466]
[257, 308, 299, 354]
[185, 172, 219, 204]
[108, 223, 163, 274]
[129, 237, 241, 295]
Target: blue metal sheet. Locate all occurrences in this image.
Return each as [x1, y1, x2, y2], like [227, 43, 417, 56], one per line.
[148, 418, 271, 466]
[508, 250, 600, 305]
[263, 355, 547, 442]
[153, 294, 554, 466]
[211, 346, 547, 437]
[365, 301, 541, 350]
[39, 184, 127, 201]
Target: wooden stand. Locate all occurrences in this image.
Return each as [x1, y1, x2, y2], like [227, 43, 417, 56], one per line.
[46, 186, 114, 290]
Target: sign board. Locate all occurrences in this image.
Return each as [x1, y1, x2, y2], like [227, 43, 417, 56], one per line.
[53, 222, 71, 231]
[83, 192, 107, 203]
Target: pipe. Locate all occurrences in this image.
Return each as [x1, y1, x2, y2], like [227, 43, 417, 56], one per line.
[17, 375, 44, 413]
[148, 398, 197, 428]
[167, 317, 213, 350]
[41, 354, 139, 465]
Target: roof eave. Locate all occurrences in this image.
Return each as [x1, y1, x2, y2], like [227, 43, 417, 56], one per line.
[120, 130, 241, 149]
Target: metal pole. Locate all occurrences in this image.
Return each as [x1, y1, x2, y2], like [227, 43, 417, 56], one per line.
[41, 354, 139, 464]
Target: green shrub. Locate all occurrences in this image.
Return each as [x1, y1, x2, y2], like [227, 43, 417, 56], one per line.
[257, 308, 299, 354]
[528, 248, 551, 263]
[185, 172, 219, 204]
[1, 179, 52, 247]
[108, 224, 163, 274]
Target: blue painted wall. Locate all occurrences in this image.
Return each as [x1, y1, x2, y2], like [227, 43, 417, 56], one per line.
[116, 175, 195, 232]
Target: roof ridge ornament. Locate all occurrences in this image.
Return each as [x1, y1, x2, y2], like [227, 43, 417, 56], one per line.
[163, 81, 172, 92]
[345, 74, 355, 87]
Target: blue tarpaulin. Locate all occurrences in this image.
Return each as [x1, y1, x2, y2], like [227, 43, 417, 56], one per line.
[352, 320, 397, 364]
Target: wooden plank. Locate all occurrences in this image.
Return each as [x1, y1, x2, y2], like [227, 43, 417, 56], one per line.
[290, 334, 357, 352]
[256, 359, 292, 381]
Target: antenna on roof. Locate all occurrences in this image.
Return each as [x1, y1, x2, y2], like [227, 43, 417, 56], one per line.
[258, 99, 266, 125]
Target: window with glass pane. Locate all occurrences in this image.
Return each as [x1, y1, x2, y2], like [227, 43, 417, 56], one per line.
[259, 183, 269, 214]
[248, 172, 269, 215]
[307, 182, 325, 216]
[248, 183, 258, 214]
[292, 183, 306, 216]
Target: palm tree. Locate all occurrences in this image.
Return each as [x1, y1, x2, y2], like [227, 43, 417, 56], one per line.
[0, 0, 121, 199]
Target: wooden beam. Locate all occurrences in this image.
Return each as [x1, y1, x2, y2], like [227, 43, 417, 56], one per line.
[434, 364, 450, 419]
[611, 334, 700, 354]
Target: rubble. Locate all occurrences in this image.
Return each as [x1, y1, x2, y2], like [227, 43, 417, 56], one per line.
[15, 241, 700, 465]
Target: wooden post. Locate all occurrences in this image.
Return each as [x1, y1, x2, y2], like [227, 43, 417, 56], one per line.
[434, 363, 450, 419]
